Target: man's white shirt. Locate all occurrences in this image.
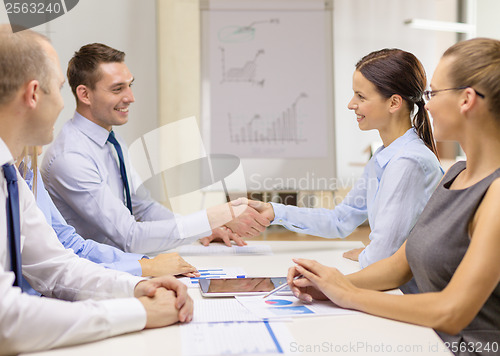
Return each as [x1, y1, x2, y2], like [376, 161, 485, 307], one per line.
[0, 138, 146, 355]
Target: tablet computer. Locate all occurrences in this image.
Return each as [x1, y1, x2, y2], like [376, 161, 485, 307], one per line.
[199, 277, 290, 297]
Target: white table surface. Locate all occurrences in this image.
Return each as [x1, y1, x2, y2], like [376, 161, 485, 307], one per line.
[23, 240, 452, 356]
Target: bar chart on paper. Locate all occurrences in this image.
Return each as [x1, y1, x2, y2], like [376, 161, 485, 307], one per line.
[201, 0, 335, 191]
[177, 266, 247, 288]
[180, 321, 295, 355]
[236, 295, 359, 319]
[204, 7, 331, 159]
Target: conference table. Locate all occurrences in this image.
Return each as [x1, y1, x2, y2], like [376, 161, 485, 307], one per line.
[25, 240, 452, 355]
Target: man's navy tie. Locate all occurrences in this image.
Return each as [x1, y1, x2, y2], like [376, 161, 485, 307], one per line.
[3, 164, 22, 290]
[107, 131, 133, 214]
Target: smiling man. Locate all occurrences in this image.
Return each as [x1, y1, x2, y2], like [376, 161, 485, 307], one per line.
[41, 43, 269, 255]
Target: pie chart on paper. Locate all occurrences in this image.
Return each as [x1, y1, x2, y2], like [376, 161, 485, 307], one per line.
[265, 299, 293, 306]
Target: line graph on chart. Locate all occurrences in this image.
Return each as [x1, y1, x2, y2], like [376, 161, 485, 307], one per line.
[220, 47, 265, 86]
[218, 18, 279, 43]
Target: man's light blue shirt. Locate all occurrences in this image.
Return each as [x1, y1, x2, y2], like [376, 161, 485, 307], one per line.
[25, 168, 144, 280]
[41, 112, 211, 254]
[271, 128, 444, 268]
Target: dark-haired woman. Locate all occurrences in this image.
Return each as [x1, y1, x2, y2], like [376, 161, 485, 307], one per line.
[286, 38, 500, 355]
[252, 49, 443, 269]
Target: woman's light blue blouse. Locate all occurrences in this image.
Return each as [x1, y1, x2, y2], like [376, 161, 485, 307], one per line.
[271, 128, 444, 268]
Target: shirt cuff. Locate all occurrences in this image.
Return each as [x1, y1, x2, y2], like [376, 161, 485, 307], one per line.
[358, 249, 369, 269]
[116, 258, 144, 277]
[176, 210, 212, 239]
[100, 298, 146, 337]
[98, 253, 144, 276]
[269, 202, 287, 225]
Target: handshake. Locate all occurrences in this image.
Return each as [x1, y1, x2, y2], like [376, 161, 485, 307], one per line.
[200, 198, 277, 247]
[135, 199, 278, 329]
[138, 199, 278, 281]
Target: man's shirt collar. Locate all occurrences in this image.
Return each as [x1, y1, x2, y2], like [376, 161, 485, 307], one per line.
[72, 111, 111, 148]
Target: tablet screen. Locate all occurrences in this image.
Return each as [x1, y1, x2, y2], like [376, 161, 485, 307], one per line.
[199, 277, 288, 296]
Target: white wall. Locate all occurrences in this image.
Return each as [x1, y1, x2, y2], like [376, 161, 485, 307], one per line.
[476, 0, 500, 39]
[0, 0, 158, 147]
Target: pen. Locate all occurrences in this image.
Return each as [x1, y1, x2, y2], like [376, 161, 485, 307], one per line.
[262, 275, 303, 299]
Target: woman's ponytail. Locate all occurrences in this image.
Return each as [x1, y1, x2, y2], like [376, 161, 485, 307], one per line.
[414, 99, 438, 158]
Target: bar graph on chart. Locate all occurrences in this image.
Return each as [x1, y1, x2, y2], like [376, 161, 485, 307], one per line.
[228, 93, 308, 144]
[178, 267, 247, 288]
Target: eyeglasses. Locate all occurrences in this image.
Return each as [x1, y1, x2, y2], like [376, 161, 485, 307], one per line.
[423, 86, 485, 101]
